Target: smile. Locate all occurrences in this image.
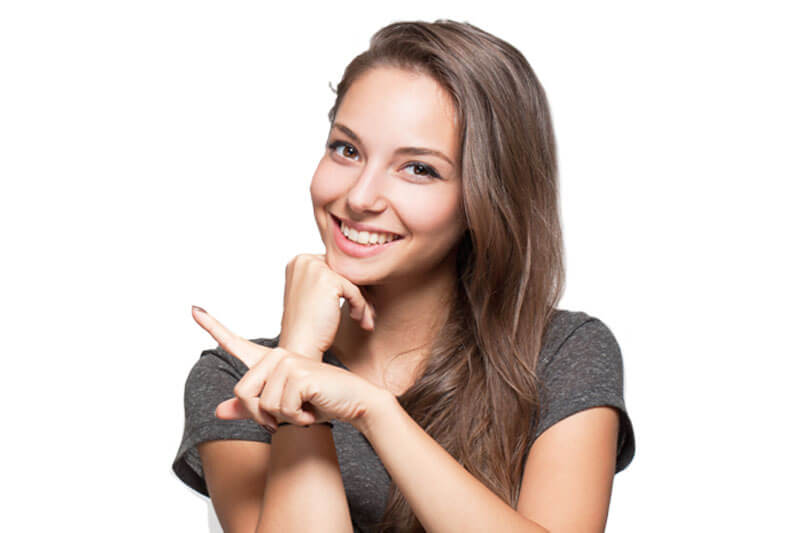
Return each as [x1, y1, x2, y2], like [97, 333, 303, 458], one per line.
[330, 214, 404, 258]
[341, 220, 402, 245]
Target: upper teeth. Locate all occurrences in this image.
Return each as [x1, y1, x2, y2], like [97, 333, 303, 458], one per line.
[341, 222, 400, 245]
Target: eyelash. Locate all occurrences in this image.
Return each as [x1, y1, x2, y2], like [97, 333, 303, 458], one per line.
[326, 140, 442, 180]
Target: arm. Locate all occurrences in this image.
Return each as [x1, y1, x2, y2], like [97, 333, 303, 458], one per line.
[517, 406, 619, 532]
[198, 408, 353, 533]
[255, 424, 352, 533]
[185, 304, 355, 532]
[251, 253, 373, 531]
[358, 390, 619, 533]
[198, 440, 271, 533]
[358, 389, 548, 533]
[246, 335, 353, 532]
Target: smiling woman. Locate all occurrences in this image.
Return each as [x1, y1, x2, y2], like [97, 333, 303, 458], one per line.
[311, 67, 466, 287]
[173, 19, 635, 533]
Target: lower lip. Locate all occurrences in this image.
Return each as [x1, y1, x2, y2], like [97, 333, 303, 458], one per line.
[331, 214, 403, 258]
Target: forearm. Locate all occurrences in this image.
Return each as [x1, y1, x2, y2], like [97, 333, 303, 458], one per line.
[256, 424, 352, 533]
[358, 391, 549, 533]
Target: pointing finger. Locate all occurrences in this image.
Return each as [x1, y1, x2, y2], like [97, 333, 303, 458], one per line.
[191, 305, 266, 368]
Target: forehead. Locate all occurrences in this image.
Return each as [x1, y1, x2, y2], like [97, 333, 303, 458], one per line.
[335, 67, 460, 160]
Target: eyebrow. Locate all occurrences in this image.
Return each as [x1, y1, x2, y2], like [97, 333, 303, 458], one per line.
[332, 123, 455, 167]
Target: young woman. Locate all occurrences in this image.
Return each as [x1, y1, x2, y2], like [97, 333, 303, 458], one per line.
[173, 19, 635, 533]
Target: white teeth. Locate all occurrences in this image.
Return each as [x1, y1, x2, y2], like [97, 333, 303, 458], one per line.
[340, 221, 399, 246]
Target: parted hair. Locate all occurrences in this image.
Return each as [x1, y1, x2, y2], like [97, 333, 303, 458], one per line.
[326, 19, 565, 532]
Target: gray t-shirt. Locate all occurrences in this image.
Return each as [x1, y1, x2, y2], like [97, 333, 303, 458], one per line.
[172, 309, 635, 532]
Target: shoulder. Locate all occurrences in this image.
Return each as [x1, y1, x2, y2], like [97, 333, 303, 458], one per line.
[173, 335, 280, 496]
[533, 308, 635, 472]
[180, 334, 281, 435]
[538, 309, 623, 378]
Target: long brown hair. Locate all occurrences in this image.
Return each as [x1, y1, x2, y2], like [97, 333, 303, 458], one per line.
[327, 20, 565, 532]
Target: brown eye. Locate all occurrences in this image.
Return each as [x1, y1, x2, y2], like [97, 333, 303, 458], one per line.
[328, 141, 359, 160]
[411, 164, 429, 175]
[402, 162, 441, 180]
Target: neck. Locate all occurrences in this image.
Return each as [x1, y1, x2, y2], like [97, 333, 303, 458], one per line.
[331, 256, 458, 379]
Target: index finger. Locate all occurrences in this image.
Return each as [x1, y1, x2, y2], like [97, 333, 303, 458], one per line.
[191, 305, 267, 368]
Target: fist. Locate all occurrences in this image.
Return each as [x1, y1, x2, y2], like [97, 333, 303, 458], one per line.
[278, 254, 377, 360]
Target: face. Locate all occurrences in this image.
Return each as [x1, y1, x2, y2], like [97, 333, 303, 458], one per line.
[310, 67, 466, 287]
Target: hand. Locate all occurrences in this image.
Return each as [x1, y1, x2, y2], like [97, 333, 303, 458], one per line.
[192, 305, 389, 433]
[191, 304, 284, 430]
[220, 347, 388, 434]
[278, 254, 377, 361]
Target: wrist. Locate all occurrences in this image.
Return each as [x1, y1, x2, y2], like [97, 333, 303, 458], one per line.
[354, 387, 399, 439]
[277, 336, 324, 361]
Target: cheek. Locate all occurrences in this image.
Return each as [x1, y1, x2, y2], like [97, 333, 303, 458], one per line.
[310, 156, 357, 207]
[395, 189, 464, 238]
[309, 165, 338, 208]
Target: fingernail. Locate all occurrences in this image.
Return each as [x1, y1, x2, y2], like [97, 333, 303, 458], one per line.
[192, 305, 207, 314]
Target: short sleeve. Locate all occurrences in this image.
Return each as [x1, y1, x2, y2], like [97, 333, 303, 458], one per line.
[531, 318, 635, 473]
[171, 338, 277, 496]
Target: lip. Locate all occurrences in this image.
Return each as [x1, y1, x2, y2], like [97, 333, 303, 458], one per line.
[330, 213, 404, 258]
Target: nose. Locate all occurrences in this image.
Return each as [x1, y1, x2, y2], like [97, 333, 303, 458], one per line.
[345, 162, 388, 214]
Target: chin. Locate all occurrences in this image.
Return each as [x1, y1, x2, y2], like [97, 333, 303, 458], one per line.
[325, 254, 387, 287]
[336, 268, 381, 287]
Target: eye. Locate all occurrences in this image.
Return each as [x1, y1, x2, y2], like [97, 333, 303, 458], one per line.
[327, 140, 359, 161]
[327, 140, 442, 181]
[401, 162, 441, 180]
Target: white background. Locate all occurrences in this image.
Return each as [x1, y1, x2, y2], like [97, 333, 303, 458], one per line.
[1, 1, 797, 531]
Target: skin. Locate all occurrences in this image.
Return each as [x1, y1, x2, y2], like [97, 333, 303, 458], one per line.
[214, 65, 467, 421]
[309, 66, 467, 392]
[195, 66, 619, 532]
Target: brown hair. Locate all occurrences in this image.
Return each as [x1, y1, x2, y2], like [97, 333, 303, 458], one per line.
[327, 19, 565, 532]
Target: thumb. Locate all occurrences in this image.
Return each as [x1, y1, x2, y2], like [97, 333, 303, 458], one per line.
[215, 398, 249, 420]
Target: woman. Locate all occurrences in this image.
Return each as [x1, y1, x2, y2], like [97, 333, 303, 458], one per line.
[173, 19, 635, 532]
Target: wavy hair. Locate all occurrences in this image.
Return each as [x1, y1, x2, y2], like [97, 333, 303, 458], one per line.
[326, 19, 565, 532]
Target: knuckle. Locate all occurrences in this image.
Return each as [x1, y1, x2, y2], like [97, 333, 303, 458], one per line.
[233, 382, 245, 398]
[258, 395, 273, 413]
[277, 353, 297, 370]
